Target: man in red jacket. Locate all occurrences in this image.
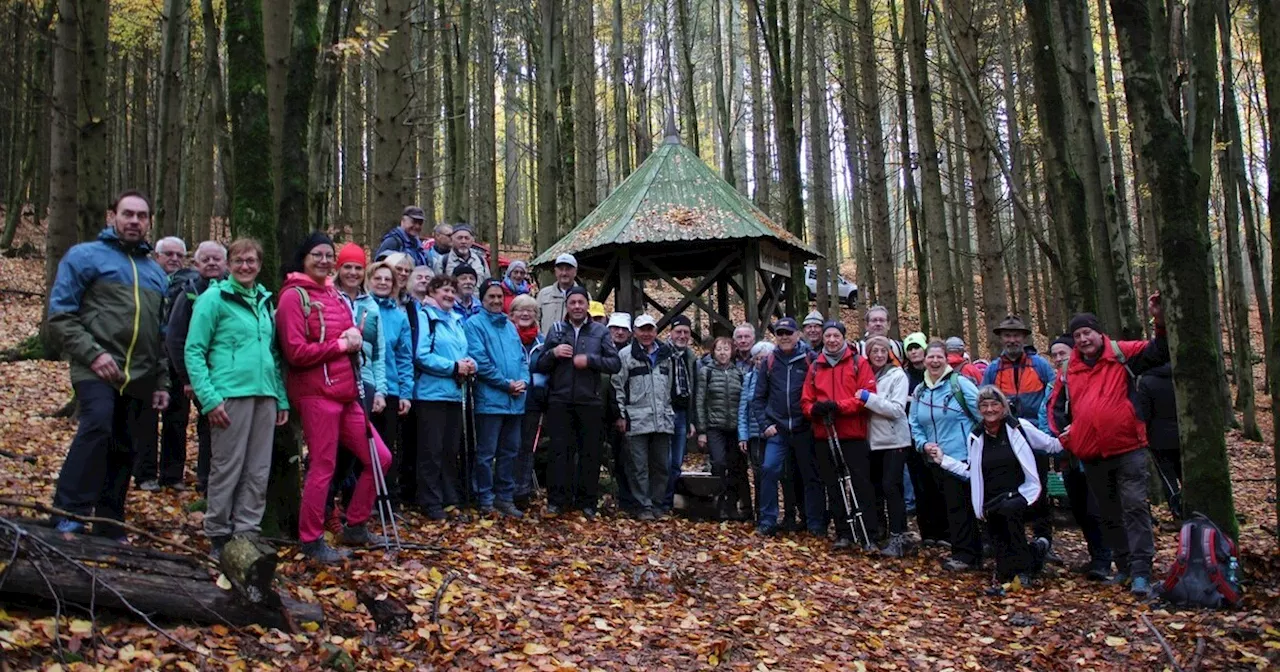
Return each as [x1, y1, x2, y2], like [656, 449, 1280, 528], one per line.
[1047, 295, 1168, 596]
[802, 321, 877, 551]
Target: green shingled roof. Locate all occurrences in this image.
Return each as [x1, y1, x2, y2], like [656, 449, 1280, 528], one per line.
[531, 135, 817, 267]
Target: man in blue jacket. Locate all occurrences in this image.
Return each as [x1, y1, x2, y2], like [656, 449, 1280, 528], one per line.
[48, 190, 171, 540]
[750, 317, 822, 536]
[374, 206, 430, 267]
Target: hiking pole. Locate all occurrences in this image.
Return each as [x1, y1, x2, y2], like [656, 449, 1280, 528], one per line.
[530, 413, 544, 494]
[461, 376, 476, 509]
[1146, 447, 1183, 519]
[823, 416, 871, 547]
[352, 353, 402, 555]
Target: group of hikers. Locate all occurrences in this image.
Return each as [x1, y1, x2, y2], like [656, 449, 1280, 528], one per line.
[46, 191, 1178, 595]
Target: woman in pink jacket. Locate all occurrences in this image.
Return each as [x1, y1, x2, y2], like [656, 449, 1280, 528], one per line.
[276, 232, 392, 564]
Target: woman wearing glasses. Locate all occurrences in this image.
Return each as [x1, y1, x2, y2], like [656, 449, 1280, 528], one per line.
[276, 232, 392, 564]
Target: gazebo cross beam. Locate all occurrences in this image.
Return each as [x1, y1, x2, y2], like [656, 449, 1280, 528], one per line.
[635, 252, 740, 333]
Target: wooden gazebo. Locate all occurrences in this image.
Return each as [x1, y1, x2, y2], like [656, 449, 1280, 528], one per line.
[531, 128, 819, 336]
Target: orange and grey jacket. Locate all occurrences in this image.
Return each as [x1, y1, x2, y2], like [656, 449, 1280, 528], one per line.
[48, 228, 169, 397]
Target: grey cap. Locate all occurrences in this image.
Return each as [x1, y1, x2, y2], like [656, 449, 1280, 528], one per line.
[944, 336, 966, 352]
[803, 310, 825, 326]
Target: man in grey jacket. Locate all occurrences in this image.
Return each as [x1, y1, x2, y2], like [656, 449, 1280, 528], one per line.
[612, 315, 674, 520]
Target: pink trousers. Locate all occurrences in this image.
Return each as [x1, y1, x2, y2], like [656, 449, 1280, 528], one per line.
[295, 397, 392, 543]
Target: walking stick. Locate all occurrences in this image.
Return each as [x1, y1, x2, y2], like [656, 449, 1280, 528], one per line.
[461, 376, 476, 508]
[531, 413, 544, 494]
[352, 352, 402, 555]
[823, 416, 871, 547]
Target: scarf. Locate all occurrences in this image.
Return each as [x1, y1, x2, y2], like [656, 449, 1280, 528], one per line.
[822, 343, 848, 367]
[923, 364, 955, 389]
[503, 276, 531, 296]
[670, 343, 691, 401]
[517, 322, 540, 346]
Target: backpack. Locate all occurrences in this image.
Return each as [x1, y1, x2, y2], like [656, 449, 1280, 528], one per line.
[913, 373, 978, 424]
[1158, 514, 1242, 608]
[406, 301, 442, 377]
[1058, 340, 1128, 416]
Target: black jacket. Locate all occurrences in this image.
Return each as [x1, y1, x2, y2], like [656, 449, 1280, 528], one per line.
[1136, 363, 1178, 453]
[534, 319, 622, 406]
[165, 275, 216, 385]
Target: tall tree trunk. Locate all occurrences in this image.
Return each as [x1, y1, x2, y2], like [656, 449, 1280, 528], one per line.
[837, 0, 870, 301]
[264, 0, 290, 212]
[227, 0, 280, 272]
[947, 0, 1005, 354]
[1110, 0, 1236, 537]
[945, 76, 979, 349]
[76, 0, 108, 242]
[43, 0, 80, 354]
[998, 0, 1028, 322]
[856, 0, 898, 331]
[712, 0, 735, 186]
[675, 0, 700, 153]
[307, 0, 352, 234]
[201, 0, 232, 233]
[805, 1, 831, 316]
[889, 0, 925, 334]
[611, 0, 631, 180]
[3, 1, 54, 251]
[536, 0, 565, 258]
[746, 3, 770, 213]
[1258, 0, 1280, 538]
[444, 0, 472, 224]
[155, 0, 188, 237]
[633, 0, 652, 166]
[572, 0, 597, 222]
[278, 0, 320, 247]
[906, 0, 959, 337]
[373, 0, 415, 228]
[502, 30, 523, 246]
[1097, 0, 1141, 336]
[476, 0, 498, 270]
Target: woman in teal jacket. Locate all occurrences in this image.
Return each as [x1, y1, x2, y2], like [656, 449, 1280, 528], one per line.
[908, 339, 981, 572]
[464, 279, 530, 518]
[367, 260, 413, 503]
[183, 239, 289, 558]
[413, 275, 476, 520]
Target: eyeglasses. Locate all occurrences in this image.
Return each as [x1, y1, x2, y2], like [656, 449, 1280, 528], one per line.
[230, 258, 259, 267]
[309, 251, 336, 261]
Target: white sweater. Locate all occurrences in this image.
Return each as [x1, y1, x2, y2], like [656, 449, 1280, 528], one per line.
[864, 366, 912, 450]
[936, 418, 1063, 520]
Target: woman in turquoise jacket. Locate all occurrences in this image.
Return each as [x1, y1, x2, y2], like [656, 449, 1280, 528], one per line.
[464, 279, 531, 518]
[183, 239, 289, 558]
[413, 275, 476, 520]
[367, 260, 414, 503]
[908, 339, 981, 572]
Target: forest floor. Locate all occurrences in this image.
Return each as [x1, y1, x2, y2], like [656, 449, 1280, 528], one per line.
[1, 250, 1279, 671]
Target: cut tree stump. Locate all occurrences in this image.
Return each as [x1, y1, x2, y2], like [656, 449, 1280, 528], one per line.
[0, 521, 323, 631]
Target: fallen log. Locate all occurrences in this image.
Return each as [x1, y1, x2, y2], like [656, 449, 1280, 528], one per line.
[0, 521, 323, 632]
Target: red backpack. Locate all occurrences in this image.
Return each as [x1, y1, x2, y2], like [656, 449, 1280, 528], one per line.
[1158, 514, 1241, 608]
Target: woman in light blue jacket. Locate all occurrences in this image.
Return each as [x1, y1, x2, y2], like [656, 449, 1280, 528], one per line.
[464, 279, 531, 518]
[412, 275, 475, 520]
[367, 260, 413, 503]
[908, 340, 981, 572]
[737, 341, 773, 523]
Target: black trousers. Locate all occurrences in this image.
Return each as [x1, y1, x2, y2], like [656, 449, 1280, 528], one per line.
[372, 395, 402, 501]
[871, 448, 908, 536]
[192, 401, 212, 493]
[545, 403, 604, 510]
[908, 449, 949, 542]
[987, 505, 1038, 581]
[133, 381, 188, 486]
[706, 428, 750, 518]
[415, 401, 463, 512]
[54, 380, 157, 539]
[1027, 451, 1053, 540]
[937, 465, 982, 565]
[817, 436, 878, 541]
[1063, 465, 1112, 566]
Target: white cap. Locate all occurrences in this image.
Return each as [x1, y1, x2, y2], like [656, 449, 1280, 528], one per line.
[607, 312, 632, 330]
[633, 314, 658, 329]
[554, 253, 578, 268]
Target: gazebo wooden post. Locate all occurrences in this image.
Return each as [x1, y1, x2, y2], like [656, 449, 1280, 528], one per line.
[743, 241, 761, 334]
[716, 276, 730, 332]
[617, 248, 636, 315]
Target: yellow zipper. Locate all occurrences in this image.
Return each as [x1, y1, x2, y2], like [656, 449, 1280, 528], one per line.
[120, 256, 142, 393]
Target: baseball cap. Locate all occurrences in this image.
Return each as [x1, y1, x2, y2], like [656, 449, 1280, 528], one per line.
[634, 314, 658, 329]
[589, 301, 606, 318]
[607, 312, 632, 330]
[903, 332, 927, 351]
[402, 206, 426, 220]
[555, 253, 578, 268]
[774, 317, 799, 334]
[669, 314, 692, 329]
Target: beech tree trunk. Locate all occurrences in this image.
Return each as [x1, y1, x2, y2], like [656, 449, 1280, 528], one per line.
[675, 0, 699, 153]
[747, 5, 770, 213]
[154, 0, 187, 237]
[373, 0, 414, 228]
[278, 0, 320, 247]
[1258, 0, 1280, 538]
[611, 0, 631, 181]
[76, 0, 108, 242]
[476, 0, 498, 268]
[856, 0, 898, 331]
[1110, 0, 1236, 537]
[805, 2, 831, 316]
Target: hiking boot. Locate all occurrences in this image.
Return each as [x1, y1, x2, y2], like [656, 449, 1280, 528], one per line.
[636, 509, 656, 522]
[862, 542, 880, 554]
[477, 504, 495, 516]
[1032, 537, 1051, 561]
[494, 501, 524, 519]
[300, 539, 350, 564]
[55, 519, 85, 534]
[582, 508, 598, 521]
[544, 504, 563, 517]
[936, 540, 952, 550]
[1015, 573, 1034, 588]
[942, 558, 971, 572]
[340, 523, 387, 547]
[1130, 576, 1152, 597]
[1109, 572, 1131, 587]
[755, 524, 777, 537]
[1044, 549, 1064, 565]
[164, 481, 188, 492]
[209, 535, 229, 562]
[423, 507, 447, 521]
[832, 537, 854, 551]
[880, 534, 906, 558]
[138, 480, 161, 492]
[1086, 562, 1112, 582]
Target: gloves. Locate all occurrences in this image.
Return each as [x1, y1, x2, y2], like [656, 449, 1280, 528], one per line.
[857, 389, 870, 403]
[811, 400, 838, 419]
[985, 492, 1027, 518]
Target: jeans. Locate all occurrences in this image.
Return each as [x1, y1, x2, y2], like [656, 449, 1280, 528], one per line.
[1084, 449, 1155, 578]
[758, 428, 821, 531]
[204, 396, 276, 539]
[53, 380, 157, 539]
[133, 379, 188, 486]
[545, 403, 605, 510]
[473, 413, 521, 506]
[625, 432, 671, 510]
[663, 408, 690, 509]
[415, 401, 463, 513]
[871, 448, 908, 536]
[903, 464, 916, 511]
